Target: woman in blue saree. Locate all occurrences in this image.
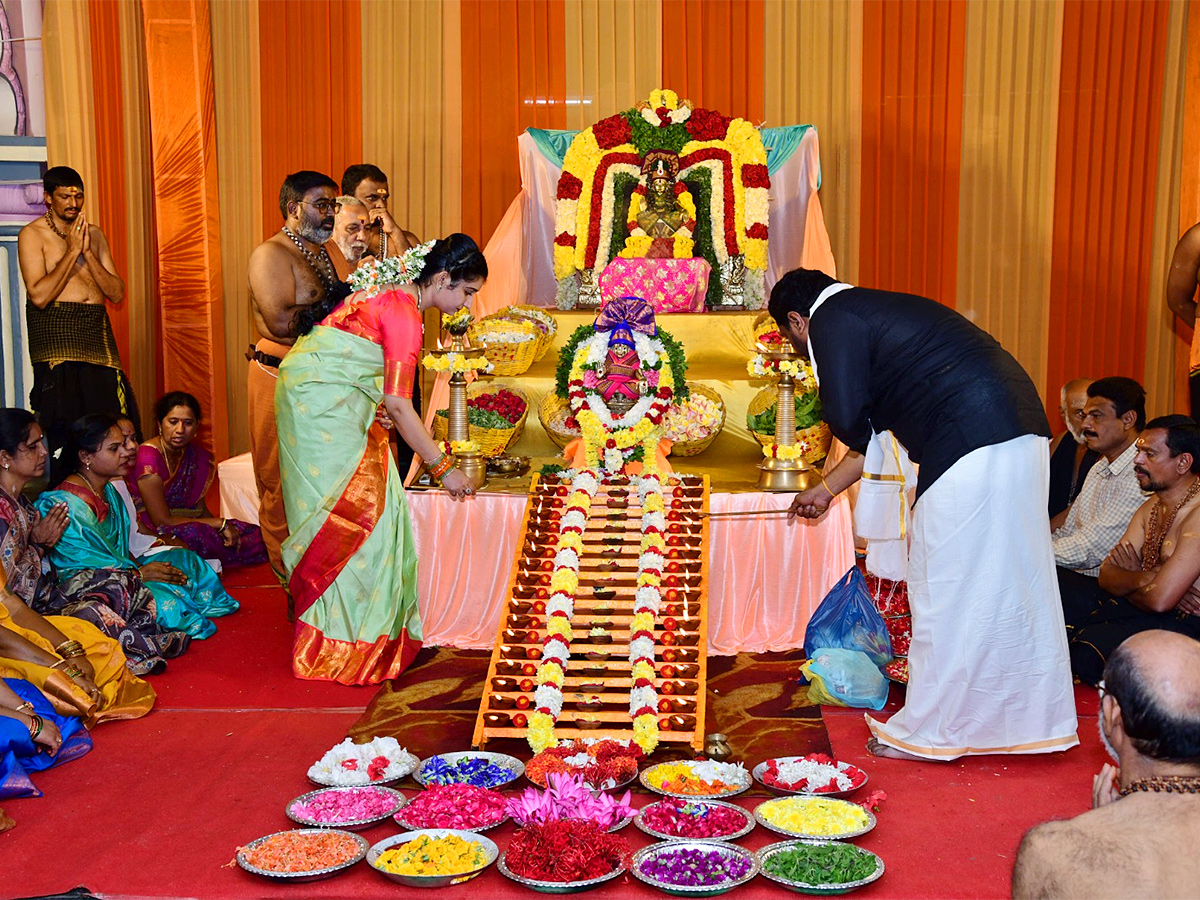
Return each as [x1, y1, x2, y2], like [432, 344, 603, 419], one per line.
[35, 417, 235, 669]
[0, 676, 90, 801]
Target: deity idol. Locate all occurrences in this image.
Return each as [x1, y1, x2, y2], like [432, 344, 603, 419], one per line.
[595, 297, 653, 415]
[631, 152, 694, 260]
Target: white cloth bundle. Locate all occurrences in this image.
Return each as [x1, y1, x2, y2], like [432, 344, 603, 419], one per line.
[856, 431, 915, 580]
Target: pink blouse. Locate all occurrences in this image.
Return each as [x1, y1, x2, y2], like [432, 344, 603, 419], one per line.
[322, 287, 423, 398]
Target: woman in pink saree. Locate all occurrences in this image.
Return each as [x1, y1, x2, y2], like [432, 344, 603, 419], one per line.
[126, 393, 266, 569]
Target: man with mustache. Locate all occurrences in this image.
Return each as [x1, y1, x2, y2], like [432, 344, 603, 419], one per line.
[1054, 377, 1147, 623]
[17, 166, 140, 458]
[1048, 378, 1100, 523]
[327, 195, 370, 280]
[246, 171, 341, 588]
[1013, 630, 1200, 900]
[1067, 415, 1200, 684]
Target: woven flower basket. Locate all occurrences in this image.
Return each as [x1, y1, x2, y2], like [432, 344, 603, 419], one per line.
[746, 386, 832, 465]
[432, 383, 529, 458]
[467, 315, 541, 376]
[538, 392, 580, 450]
[666, 382, 726, 457]
[508, 304, 559, 362]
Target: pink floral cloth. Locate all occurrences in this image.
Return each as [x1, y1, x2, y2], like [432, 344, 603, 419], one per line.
[599, 258, 711, 313]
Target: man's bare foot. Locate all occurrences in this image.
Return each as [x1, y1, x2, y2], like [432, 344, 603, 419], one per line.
[866, 737, 928, 761]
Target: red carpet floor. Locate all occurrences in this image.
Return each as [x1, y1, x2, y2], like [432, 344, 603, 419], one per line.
[1, 564, 1106, 899]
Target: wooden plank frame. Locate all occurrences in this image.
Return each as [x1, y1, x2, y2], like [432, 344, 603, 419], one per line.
[472, 472, 710, 754]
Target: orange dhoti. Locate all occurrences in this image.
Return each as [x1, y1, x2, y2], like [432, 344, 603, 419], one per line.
[247, 338, 291, 579]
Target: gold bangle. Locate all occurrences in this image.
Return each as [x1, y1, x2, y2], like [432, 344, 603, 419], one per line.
[820, 474, 837, 497]
[48, 658, 69, 671]
[28, 714, 43, 740]
[54, 640, 83, 656]
[13, 701, 34, 715]
[63, 665, 83, 679]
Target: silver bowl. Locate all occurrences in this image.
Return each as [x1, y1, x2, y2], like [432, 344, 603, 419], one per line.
[307, 748, 419, 788]
[236, 828, 368, 882]
[634, 798, 755, 842]
[752, 757, 869, 799]
[639, 761, 752, 799]
[394, 805, 509, 834]
[497, 849, 627, 894]
[631, 840, 759, 896]
[414, 750, 525, 789]
[285, 786, 407, 831]
[367, 828, 498, 886]
[753, 796, 877, 841]
[756, 839, 885, 894]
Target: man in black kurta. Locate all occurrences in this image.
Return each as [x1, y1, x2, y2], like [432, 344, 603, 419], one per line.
[771, 268, 1077, 760]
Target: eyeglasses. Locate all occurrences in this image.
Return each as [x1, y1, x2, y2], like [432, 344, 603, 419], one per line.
[298, 199, 341, 214]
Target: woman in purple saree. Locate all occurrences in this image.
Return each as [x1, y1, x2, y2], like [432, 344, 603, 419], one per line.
[126, 392, 266, 569]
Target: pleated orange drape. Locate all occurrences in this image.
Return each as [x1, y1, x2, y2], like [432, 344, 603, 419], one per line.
[141, 0, 229, 458]
[86, 1, 130, 371]
[859, 0, 966, 306]
[257, 0, 362, 238]
[460, 0, 567, 246]
[1045, 0, 1170, 405]
[660, 0, 765, 122]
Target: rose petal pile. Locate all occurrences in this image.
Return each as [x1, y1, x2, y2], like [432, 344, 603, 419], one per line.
[663, 393, 722, 442]
[638, 846, 753, 887]
[507, 772, 635, 830]
[396, 783, 508, 830]
[639, 798, 749, 838]
[239, 831, 362, 873]
[289, 787, 400, 824]
[307, 737, 417, 786]
[760, 754, 866, 793]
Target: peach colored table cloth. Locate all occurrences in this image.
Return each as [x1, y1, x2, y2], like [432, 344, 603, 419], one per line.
[407, 489, 854, 654]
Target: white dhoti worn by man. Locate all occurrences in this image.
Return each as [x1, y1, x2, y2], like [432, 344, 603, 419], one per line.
[865, 434, 1079, 759]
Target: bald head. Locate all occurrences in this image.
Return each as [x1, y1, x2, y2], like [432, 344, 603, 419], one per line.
[1105, 631, 1200, 764]
[1060, 378, 1093, 442]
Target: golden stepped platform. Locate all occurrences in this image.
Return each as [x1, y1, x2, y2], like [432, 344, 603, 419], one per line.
[472, 472, 710, 752]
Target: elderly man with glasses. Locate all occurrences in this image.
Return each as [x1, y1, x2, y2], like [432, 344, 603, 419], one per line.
[1013, 630, 1200, 900]
[246, 170, 343, 592]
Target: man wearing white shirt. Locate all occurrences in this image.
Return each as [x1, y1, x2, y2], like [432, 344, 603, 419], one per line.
[1054, 378, 1147, 605]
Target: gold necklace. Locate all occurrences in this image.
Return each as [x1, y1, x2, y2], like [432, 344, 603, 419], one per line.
[1143, 477, 1200, 570]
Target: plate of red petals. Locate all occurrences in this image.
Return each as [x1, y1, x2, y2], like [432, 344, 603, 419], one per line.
[752, 754, 868, 798]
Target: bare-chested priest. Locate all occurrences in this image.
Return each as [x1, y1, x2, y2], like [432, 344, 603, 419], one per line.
[246, 170, 341, 583]
[17, 165, 139, 456]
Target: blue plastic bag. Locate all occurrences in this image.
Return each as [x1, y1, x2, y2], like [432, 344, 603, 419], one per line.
[804, 566, 893, 666]
[801, 648, 890, 710]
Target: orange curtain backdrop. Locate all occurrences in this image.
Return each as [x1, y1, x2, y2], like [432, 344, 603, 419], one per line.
[459, 0, 568, 246]
[257, 0, 362, 238]
[1172, 0, 1200, 406]
[86, 2, 130, 372]
[660, 0, 764, 123]
[955, 0, 1062, 400]
[859, 0, 966, 305]
[1045, 0, 1171, 408]
[140, 0, 229, 459]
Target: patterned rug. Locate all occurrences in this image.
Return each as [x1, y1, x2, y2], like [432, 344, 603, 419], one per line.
[349, 648, 829, 780]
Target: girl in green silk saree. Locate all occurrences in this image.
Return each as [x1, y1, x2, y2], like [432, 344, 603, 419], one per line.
[277, 235, 486, 684]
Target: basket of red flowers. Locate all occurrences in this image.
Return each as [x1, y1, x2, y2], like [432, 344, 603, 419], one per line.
[433, 384, 529, 457]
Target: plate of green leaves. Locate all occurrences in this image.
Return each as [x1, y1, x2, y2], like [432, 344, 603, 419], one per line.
[756, 839, 884, 894]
